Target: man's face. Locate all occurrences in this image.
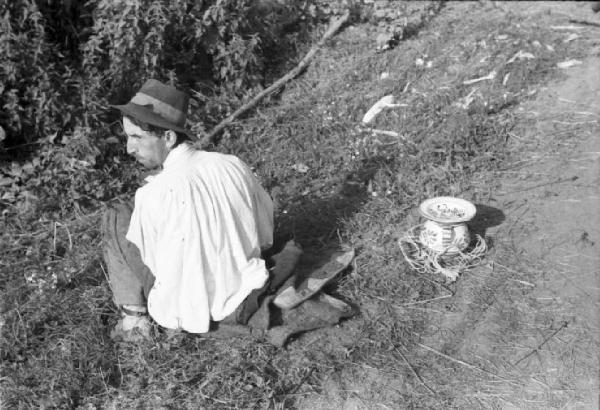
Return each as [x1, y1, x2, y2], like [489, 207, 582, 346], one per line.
[123, 117, 169, 169]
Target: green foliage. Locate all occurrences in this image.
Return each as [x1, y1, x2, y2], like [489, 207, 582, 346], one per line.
[0, 127, 139, 218]
[0, 0, 72, 144]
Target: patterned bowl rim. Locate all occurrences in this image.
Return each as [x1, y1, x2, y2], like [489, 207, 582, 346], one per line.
[418, 196, 476, 224]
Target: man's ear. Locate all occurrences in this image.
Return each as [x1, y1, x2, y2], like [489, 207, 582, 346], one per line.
[164, 130, 177, 150]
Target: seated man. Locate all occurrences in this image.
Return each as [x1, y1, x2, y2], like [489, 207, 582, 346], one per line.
[103, 79, 353, 344]
[103, 79, 274, 339]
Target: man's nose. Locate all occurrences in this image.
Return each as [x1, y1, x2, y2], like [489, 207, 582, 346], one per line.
[126, 137, 136, 155]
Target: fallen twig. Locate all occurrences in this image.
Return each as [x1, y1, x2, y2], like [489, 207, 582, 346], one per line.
[514, 321, 569, 365]
[99, 263, 114, 295]
[550, 25, 585, 31]
[401, 294, 453, 306]
[362, 95, 407, 124]
[463, 70, 496, 85]
[498, 175, 578, 195]
[417, 342, 515, 383]
[568, 18, 600, 28]
[53, 222, 73, 252]
[557, 59, 583, 69]
[394, 347, 437, 395]
[509, 278, 535, 287]
[492, 262, 535, 286]
[201, 11, 351, 147]
[369, 129, 405, 139]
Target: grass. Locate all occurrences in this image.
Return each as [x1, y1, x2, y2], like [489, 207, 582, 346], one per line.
[1, 1, 593, 408]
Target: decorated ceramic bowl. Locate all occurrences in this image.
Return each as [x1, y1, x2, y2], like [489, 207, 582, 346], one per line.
[418, 197, 476, 224]
[419, 219, 471, 254]
[418, 197, 476, 254]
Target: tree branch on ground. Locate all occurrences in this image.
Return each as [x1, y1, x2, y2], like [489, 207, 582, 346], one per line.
[201, 11, 351, 147]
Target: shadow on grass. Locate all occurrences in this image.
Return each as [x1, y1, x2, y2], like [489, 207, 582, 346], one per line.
[268, 156, 387, 319]
[274, 156, 382, 250]
[468, 204, 506, 238]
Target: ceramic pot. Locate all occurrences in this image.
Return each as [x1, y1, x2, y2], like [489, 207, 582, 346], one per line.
[418, 197, 476, 254]
[419, 220, 470, 254]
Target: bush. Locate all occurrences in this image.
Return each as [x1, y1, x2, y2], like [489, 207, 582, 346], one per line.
[0, 0, 79, 146]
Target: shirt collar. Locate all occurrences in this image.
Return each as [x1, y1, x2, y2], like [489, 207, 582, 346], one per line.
[162, 142, 194, 170]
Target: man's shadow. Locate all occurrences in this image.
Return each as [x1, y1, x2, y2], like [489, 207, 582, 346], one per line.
[263, 156, 384, 312]
[268, 156, 381, 254]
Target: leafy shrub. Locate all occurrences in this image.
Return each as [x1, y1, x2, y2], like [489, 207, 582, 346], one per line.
[0, 0, 74, 145]
[0, 126, 139, 218]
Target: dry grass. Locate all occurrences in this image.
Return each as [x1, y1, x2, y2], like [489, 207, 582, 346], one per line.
[2, 1, 597, 408]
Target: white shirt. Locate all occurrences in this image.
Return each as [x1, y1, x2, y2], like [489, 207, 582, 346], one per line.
[126, 143, 273, 333]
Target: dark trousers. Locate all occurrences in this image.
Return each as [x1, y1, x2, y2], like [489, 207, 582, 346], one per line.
[101, 202, 155, 307]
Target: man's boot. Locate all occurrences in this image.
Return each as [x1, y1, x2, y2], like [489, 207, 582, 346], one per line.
[273, 248, 354, 309]
[268, 239, 303, 292]
[267, 293, 355, 347]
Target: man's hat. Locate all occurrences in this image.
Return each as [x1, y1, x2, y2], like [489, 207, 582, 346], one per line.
[111, 79, 195, 138]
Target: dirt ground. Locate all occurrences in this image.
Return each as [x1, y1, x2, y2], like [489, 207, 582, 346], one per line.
[299, 3, 600, 409]
[420, 57, 600, 409]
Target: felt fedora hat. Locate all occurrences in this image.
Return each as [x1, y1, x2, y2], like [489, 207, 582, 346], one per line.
[111, 79, 195, 138]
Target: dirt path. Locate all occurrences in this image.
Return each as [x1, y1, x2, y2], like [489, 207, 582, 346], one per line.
[502, 56, 600, 407]
[420, 27, 600, 410]
[296, 3, 600, 409]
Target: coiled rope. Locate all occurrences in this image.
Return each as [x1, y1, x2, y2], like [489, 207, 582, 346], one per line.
[398, 225, 488, 282]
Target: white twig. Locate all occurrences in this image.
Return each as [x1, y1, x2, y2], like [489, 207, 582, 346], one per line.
[463, 70, 496, 85]
[395, 347, 437, 395]
[402, 294, 453, 306]
[99, 263, 114, 294]
[550, 25, 585, 30]
[60, 222, 73, 251]
[370, 129, 404, 139]
[362, 95, 408, 124]
[53, 222, 57, 253]
[417, 342, 516, 383]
